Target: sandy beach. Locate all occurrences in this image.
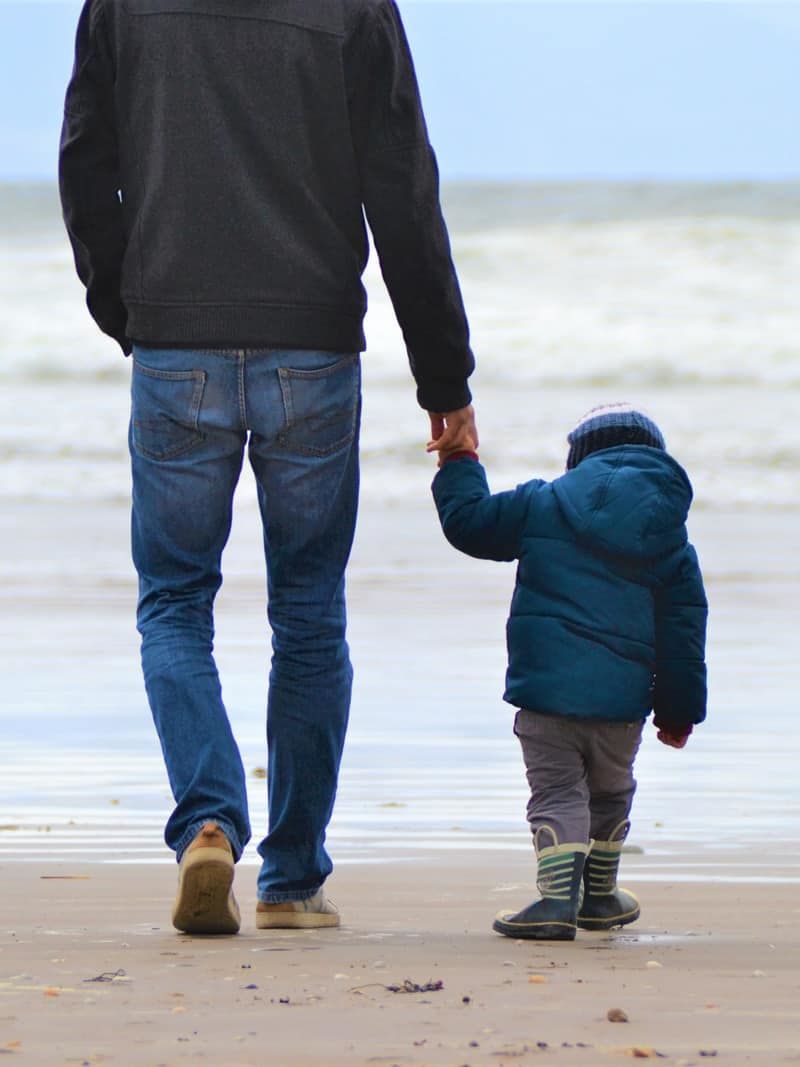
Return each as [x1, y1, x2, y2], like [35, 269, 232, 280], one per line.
[2, 486, 799, 1066]
[2, 854, 799, 1067]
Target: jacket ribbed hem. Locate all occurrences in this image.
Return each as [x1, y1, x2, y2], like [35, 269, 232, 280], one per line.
[416, 378, 473, 413]
[126, 303, 366, 353]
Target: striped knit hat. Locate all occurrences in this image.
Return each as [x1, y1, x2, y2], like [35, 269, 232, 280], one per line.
[566, 403, 666, 470]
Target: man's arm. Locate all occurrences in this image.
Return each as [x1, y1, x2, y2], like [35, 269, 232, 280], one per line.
[59, 0, 129, 353]
[346, 0, 474, 415]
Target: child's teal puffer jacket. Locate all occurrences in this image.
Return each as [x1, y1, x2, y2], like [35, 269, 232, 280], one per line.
[432, 446, 707, 728]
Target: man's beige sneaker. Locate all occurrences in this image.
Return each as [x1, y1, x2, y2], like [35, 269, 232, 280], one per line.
[172, 822, 240, 935]
[256, 889, 340, 929]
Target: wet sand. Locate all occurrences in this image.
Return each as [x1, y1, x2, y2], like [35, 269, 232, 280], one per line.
[2, 498, 799, 874]
[2, 853, 799, 1067]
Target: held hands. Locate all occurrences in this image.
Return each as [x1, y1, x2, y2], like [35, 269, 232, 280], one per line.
[426, 405, 479, 467]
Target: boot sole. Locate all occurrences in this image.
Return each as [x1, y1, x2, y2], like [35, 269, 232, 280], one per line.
[492, 917, 576, 941]
[255, 910, 340, 930]
[172, 847, 240, 935]
[577, 906, 640, 931]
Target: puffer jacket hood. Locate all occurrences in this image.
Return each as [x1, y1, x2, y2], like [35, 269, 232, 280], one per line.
[552, 445, 693, 561]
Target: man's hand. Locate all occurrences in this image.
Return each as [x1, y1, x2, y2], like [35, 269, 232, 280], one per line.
[426, 405, 479, 457]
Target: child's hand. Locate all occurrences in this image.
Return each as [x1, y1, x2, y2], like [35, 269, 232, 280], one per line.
[653, 716, 693, 748]
[656, 725, 692, 748]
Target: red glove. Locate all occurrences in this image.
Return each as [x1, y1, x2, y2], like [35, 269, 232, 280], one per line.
[653, 716, 693, 749]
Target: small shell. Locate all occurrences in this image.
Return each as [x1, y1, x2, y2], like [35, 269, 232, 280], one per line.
[607, 1007, 629, 1023]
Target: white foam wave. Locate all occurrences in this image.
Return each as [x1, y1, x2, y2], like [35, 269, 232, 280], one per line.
[2, 182, 799, 508]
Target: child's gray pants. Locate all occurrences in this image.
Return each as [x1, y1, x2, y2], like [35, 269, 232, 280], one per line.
[514, 709, 644, 846]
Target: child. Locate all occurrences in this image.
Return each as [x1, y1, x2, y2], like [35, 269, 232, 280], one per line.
[432, 403, 707, 941]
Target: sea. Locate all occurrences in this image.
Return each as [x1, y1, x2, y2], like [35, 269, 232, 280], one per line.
[1, 180, 798, 882]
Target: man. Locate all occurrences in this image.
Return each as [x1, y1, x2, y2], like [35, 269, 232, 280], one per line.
[60, 0, 477, 934]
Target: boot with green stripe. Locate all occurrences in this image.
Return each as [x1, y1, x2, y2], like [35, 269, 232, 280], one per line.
[577, 819, 640, 931]
[493, 826, 588, 941]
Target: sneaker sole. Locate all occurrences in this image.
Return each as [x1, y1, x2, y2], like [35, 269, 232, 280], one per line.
[172, 847, 240, 935]
[255, 911, 340, 930]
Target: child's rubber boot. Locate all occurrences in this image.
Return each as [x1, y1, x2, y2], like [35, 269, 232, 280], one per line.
[577, 819, 640, 931]
[493, 826, 589, 941]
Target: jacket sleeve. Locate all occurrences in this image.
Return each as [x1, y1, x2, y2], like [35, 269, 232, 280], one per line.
[346, 1, 474, 413]
[652, 543, 708, 728]
[432, 458, 533, 562]
[59, 0, 130, 354]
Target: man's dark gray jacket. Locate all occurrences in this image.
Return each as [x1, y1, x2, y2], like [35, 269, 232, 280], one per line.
[60, 0, 474, 412]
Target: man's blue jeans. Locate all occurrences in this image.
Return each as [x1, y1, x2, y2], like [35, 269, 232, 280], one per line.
[129, 346, 360, 902]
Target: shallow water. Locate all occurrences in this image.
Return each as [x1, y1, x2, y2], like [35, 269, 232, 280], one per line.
[1, 497, 797, 879]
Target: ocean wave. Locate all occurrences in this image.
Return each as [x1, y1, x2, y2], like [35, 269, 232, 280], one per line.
[1, 371, 797, 510]
[441, 180, 800, 227]
[1, 458, 797, 513]
[7, 180, 800, 236]
[2, 355, 799, 390]
[4, 182, 800, 393]
[3, 179, 798, 513]
[0, 362, 129, 385]
[476, 364, 800, 390]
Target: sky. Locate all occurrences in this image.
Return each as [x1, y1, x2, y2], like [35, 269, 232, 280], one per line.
[1, 1, 799, 181]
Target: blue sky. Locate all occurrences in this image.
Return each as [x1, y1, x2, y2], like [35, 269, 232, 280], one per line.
[1, 1, 799, 180]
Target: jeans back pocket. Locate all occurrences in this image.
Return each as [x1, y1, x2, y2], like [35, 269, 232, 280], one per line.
[277, 354, 360, 458]
[131, 360, 207, 461]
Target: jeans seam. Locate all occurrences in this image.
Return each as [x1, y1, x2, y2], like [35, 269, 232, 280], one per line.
[237, 351, 247, 431]
[133, 430, 206, 462]
[277, 366, 293, 431]
[287, 431, 356, 459]
[278, 353, 358, 380]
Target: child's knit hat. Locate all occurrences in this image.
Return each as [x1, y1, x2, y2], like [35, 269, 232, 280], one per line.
[566, 403, 666, 470]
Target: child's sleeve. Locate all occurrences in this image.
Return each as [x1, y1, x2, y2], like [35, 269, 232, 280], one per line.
[652, 542, 708, 728]
[431, 456, 533, 561]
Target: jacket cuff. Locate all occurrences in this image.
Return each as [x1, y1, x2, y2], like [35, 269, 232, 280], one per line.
[653, 716, 694, 738]
[442, 450, 479, 464]
[417, 379, 472, 414]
